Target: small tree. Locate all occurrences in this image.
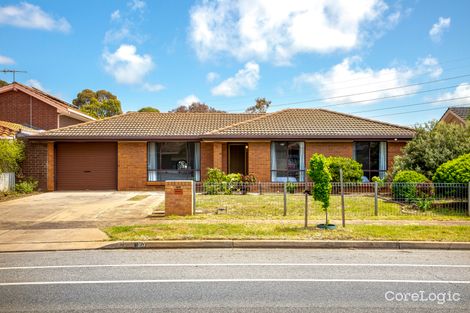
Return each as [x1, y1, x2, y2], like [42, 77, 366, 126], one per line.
[138, 106, 160, 112]
[0, 140, 25, 173]
[307, 153, 332, 227]
[245, 97, 271, 113]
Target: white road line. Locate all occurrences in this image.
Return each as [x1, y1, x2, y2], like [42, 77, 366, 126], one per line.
[1, 279, 469, 286]
[0, 263, 469, 270]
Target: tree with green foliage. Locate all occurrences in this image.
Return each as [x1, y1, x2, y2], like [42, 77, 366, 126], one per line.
[0, 79, 8, 87]
[433, 153, 470, 183]
[72, 89, 122, 119]
[138, 106, 160, 112]
[0, 140, 25, 173]
[307, 153, 332, 227]
[245, 97, 271, 113]
[392, 170, 431, 203]
[171, 102, 225, 113]
[393, 121, 470, 179]
[326, 156, 363, 182]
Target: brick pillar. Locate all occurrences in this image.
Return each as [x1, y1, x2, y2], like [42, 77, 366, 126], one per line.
[213, 142, 223, 170]
[47, 142, 55, 191]
[165, 180, 194, 216]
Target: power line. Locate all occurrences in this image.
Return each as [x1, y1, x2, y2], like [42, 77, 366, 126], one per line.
[268, 74, 470, 108]
[351, 96, 470, 114]
[368, 104, 470, 118]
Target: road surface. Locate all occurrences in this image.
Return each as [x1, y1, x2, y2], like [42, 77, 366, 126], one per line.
[0, 249, 469, 312]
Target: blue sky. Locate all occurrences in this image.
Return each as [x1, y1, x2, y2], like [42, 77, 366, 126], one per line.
[1, 0, 469, 126]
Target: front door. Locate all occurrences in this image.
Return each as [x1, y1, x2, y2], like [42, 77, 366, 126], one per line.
[228, 144, 247, 175]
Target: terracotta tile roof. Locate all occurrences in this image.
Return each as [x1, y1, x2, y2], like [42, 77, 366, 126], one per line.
[448, 107, 470, 120]
[28, 109, 415, 140]
[0, 120, 37, 137]
[206, 109, 415, 139]
[32, 112, 263, 139]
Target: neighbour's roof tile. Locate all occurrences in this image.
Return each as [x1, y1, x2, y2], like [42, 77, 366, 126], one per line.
[448, 107, 470, 120]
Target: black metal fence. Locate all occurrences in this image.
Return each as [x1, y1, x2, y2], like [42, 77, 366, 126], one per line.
[194, 182, 470, 219]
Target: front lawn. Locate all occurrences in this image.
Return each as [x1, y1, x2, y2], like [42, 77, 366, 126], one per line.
[104, 223, 470, 242]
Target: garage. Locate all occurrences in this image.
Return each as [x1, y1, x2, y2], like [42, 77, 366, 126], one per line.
[55, 142, 117, 190]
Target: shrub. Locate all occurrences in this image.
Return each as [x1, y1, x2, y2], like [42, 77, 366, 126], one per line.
[15, 178, 38, 194]
[205, 168, 226, 183]
[307, 154, 332, 225]
[326, 156, 363, 182]
[432, 153, 470, 183]
[286, 182, 296, 194]
[392, 170, 430, 202]
[203, 168, 255, 195]
[0, 139, 25, 173]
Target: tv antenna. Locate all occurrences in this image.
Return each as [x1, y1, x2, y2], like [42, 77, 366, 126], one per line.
[1, 69, 27, 82]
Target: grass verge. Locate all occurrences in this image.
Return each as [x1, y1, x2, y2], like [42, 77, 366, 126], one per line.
[104, 223, 470, 242]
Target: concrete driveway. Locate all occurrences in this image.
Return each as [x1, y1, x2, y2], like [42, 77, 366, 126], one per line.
[0, 191, 164, 251]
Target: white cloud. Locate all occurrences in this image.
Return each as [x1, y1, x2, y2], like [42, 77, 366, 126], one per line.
[143, 83, 165, 92]
[103, 44, 154, 85]
[177, 94, 200, 107]
[429, 17, 451, 42]
[295, 56, 442, 105]
[27, 79, 45, 91]
[206, 72, 219, 82]
[0, 2, 70, 32]
[190, 0, 395, 64]
[110, 10, 121, 21]
[128, 0, 146, 11]
[0, 55, 15, 65]
[436, 83, 470, 105]
[211, 62, 260, 97]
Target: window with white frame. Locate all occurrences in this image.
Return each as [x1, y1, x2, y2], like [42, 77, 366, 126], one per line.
[353, 141, 387, 181]
[270, 142, 305, 182]
[147, 142, 200, 181]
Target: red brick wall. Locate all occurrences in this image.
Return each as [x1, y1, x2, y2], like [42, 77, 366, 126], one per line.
[59, 115, 82, 128]
[0, 90, 58, 130]
[387, 141, 407, 171]
[20, 140, 48, 191]
[200, 142, 213, 180]
[248, 142, 271, 182]
[117, 142, 148, 190]
[305, 141, 353, 165]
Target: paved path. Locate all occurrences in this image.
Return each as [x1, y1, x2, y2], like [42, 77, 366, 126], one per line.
[0, 191, 164, 251]
[0, 249, 469, 312]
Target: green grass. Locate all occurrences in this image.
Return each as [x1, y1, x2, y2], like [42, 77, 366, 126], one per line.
[104, 223, 470, 242]
[128, 195, 150, 201]
[161, 194, 469, 221]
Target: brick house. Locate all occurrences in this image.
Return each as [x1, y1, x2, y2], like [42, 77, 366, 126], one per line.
[0, 82, 95, 130]
[25, 109, 414, 191]
[439, 107, 469, 126]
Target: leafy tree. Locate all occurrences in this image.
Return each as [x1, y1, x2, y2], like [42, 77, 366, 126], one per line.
[245, 97, 271, 113]
[138, 106, 160, 112]
[307, 153, 332, 227]
[433, 153, 470, 183]
[80, 98, 122, 119]
[393, 121, 470, 179]
[0, 79, 8, 87]
[0, 139, 25, 173]
[170, 102, 225, 113]
[72, 89, 122, 119]
[326, 156, 363, 182]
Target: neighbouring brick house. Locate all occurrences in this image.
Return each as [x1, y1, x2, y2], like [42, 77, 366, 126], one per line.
[25, 109, 414, 191]
[0, 82, 95, 130]
[439, 107, 470, 126]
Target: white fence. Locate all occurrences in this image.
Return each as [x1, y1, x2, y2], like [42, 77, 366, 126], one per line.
[0, 173, 15, 192]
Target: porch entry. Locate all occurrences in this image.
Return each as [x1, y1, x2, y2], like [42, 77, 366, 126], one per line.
[228, 143, 248, 175]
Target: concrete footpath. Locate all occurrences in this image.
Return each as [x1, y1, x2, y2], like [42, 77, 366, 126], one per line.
[1, 239, 470, 252]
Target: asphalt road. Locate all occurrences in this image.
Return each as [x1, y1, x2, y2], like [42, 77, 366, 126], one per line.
[0, 249, 469, 312]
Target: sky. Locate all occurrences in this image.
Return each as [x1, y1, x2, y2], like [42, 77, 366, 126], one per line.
[1, 0, 470, 126]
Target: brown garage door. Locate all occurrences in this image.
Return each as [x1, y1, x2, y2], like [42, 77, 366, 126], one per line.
[56, 142, 117, 190]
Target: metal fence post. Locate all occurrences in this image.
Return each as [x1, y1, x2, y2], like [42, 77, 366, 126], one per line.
[340, 168, 345, 227]
[283, 182, 287, 216]
[374, 181, 378, 216]
[304, 192, 308, 228]
[259, 182, 262, 195]
[468, 182, 470, 217]
[192, 181, 196, 215]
